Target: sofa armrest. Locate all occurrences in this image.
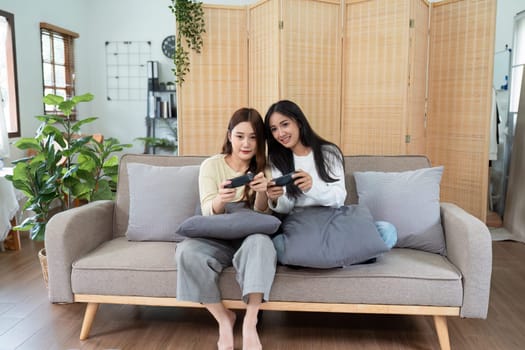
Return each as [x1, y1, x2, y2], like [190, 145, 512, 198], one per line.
[45, 200, 115, 303]
[440, 202, 492, 318]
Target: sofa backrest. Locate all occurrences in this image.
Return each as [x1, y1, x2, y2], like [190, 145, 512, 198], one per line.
[343, 155, 431, 205]
[114, 154, 431, 236]
[115, 154, 206, 237]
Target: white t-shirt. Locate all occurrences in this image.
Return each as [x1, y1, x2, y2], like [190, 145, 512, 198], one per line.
[269, 146, 347, 214]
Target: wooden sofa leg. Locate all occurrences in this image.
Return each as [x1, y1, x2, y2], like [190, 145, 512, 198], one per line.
[80, 302, 99, 340]
[433, 315, 451, 350]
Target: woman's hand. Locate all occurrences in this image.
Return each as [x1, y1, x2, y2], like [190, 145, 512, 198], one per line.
[266, 181, 285, 202]
[218, 180, 238, 203]
[212, 181, 237, 214]
[251, 172, 270, 212]
[249, 172, 268, 193]
[293, 169, 312, 192]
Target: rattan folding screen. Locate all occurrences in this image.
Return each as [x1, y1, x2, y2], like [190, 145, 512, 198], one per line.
[177, 0, 496, 221]
[280, 0, 342, 144]
[248, 0, 280, 119]
[427, 0, 496, 222]
[342, 0, 413, 155]
[177, 6, 248, 156]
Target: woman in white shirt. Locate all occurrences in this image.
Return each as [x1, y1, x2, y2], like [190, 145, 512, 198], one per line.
[264, 100, 397, 262]
[264, 100, 346, 213]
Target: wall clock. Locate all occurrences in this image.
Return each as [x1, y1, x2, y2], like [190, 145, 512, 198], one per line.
[162, 35, 175, 59]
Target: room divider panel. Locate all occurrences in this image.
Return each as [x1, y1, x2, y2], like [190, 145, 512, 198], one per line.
[248, 0, 342, 143]
[343, 0, 417, 155]
[177, 5, 248, 156]
[248, 0, 280, 119]
[280, 0, 342, 144]
[177, 0, 496, 221]
[427, 0, 496, 221]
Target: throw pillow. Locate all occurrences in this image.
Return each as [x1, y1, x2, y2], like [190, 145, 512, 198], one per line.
[276, 205, 389, 269]
[353, 166, 446, 254]
[125, 163, 200, 242]
[176, 206, 281, 239]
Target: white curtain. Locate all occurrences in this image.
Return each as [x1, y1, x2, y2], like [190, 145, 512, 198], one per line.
[0, 16, 10, 159]
[503, 71, 525, 242]
[0, 94, 10, 159]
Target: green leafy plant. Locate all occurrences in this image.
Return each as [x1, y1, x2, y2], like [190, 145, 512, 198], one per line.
[74, 137, 130, 201]
[169, 0, 206, 84]
[6, 93, 131, 240]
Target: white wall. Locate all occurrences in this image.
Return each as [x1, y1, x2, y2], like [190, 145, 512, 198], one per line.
[81, 0, 176, 154]
[1, 0, 521, 160]
[84, 0, 257, 154]
[1, 0, 90, 161]
[493, 0, 525, 88]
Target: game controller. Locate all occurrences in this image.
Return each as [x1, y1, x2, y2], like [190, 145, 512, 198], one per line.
[270, 172, 296, 187]
[224, 172, 254, 188]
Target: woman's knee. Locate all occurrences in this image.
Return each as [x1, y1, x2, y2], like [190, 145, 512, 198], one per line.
[177, 239, 232, 274]
[245, 234, 275, 251]
[237, 234, 276, 262]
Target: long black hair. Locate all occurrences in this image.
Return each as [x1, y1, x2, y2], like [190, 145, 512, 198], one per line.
[221, 107, 266, 205]
[264, 100, 344, 199]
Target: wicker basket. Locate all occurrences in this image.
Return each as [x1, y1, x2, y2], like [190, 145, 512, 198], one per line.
[38, 248, 49, 288]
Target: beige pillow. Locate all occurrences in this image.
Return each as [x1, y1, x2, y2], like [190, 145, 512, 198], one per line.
[125, 163, 200, 241]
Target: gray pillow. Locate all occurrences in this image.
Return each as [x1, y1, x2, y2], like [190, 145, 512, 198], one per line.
[277, 205, 389, 269]
[125, 163, 200, 242]
[176, 206, 281, 239]
[353, 166, 446, 255]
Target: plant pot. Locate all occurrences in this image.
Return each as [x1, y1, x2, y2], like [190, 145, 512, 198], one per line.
[38, 248, 49, 288]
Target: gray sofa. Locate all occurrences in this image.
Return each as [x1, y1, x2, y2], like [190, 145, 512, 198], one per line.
[45, 154, 492, 350]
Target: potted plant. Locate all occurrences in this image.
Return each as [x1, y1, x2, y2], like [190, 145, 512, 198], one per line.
[169, 0, 206, 84]
[6, 93, 130, 284]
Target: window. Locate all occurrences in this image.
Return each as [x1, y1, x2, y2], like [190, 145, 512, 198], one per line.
[0, 10, 20, 138]
[40, 22, 78, 117]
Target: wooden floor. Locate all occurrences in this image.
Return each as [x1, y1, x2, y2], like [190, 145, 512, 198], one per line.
[1, 235, 524, 350]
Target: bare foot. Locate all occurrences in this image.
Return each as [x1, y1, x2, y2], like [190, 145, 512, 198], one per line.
[217, 310, 236, 350]
[242, 320, 262, 350]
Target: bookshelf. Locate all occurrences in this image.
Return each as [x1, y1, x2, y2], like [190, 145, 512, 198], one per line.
[145, 61, 177, 154]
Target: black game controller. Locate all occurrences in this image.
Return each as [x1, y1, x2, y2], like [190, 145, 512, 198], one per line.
[225, 173, 254, 188]
[270, 172, 296, 187]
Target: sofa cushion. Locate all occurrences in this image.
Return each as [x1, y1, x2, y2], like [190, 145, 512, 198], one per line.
[354, 166, 445, 255]
[72, 238, 179, 297]
[269, 248, 462, 306]
[71, 238, 462, 307]
[277, 205, 389, 268]
[125, 163, 200, 242]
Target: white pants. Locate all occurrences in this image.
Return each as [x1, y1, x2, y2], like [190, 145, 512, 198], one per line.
[175, 234, 277, 303]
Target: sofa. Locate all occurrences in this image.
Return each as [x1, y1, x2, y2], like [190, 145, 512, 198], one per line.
[45, 154, 492, 350]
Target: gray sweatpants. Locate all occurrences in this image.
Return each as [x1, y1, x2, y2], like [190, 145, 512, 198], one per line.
[175, 233, 277, 304]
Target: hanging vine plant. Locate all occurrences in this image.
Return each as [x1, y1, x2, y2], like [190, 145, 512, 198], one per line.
[169, 0, 206, 85]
